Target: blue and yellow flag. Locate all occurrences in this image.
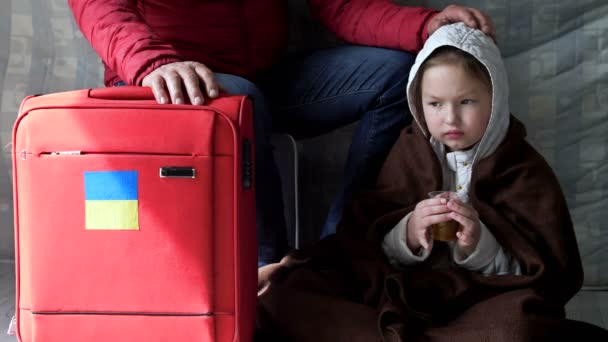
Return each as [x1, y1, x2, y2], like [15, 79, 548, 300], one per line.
[84, 170, 139, 230]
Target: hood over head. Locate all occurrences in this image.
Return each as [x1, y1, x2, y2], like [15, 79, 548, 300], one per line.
[406, 22, 510, 164]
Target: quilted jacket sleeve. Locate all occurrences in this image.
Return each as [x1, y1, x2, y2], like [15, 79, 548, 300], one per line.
[308, 0, 438, 53]
[68, 0, 183, 85]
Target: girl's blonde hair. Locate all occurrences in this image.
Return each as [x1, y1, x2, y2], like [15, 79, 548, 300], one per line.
[411, 46, 492, 126]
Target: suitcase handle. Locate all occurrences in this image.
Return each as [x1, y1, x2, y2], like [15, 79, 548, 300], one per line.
[88, 86, 155, 100]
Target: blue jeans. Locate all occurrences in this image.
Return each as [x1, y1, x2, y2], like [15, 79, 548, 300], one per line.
[120, 46, 414, 266]
[219, 46, 414, 266]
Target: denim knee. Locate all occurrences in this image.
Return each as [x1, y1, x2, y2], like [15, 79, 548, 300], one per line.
[215, 73, 274, 146]
[373, 50, 415, 107]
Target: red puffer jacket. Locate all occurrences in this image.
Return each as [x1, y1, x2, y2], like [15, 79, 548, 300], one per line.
[69, 0, 437, 86]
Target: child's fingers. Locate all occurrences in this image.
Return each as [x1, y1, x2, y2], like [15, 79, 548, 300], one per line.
[421, 236, 429, 250]
[421, 228, 432, 250]
[413, 199, 448, 227]
[447, 200, 478, 220]
[449, 210, 474, 229]
[456, 231, 474, 249]
[453, 213, 480, 251]
[422, 212, 453, 228]
[456, 227, 480, 255]
[417, 197, 448, 210]
[456, 229, 473, 241]
[420, 203, 451, 219]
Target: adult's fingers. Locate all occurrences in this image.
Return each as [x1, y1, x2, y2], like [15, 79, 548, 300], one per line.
[194, 64, 220, 100]
[142, 74, 169, 104]
[443, 5, 479, 29]
[467, 7, 496, 39]
[432, 5, 497, 40]
[142, 61, 217, 105]
[178, 67, 205, 105]
[163, 69, 186, 104]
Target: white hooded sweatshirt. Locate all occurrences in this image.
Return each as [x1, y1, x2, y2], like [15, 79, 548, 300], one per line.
[382, 23, 521, 275]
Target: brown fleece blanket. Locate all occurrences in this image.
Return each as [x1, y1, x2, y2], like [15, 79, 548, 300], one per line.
[257, 117, 604, 341]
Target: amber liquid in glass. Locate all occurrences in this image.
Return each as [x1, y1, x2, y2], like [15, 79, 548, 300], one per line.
[432, 220, 459, 241]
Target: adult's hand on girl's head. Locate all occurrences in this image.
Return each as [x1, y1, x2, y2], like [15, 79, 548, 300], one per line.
[426, 5, 496, 41]
[142, 61, 220, 105]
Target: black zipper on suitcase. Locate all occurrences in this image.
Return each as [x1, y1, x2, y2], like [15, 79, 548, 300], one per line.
[242, 139, 252, 189]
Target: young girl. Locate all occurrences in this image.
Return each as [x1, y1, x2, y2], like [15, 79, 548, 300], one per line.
[381, 35, 522, 275]
[257, 23, 606, 341]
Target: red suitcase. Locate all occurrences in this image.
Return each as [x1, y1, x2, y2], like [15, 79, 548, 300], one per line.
[12, 87, 257, 342]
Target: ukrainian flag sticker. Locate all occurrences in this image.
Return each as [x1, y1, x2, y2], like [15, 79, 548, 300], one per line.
[84, 170, 139, 230]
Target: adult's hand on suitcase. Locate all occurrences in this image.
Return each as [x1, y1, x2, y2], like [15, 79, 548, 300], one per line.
[142, 61, 220, 105]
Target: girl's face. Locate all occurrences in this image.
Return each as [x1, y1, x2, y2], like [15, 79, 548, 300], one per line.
[421, 63, 492, 151]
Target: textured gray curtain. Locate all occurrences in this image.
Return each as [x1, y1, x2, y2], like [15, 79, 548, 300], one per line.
[0, 0, 607, 287]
